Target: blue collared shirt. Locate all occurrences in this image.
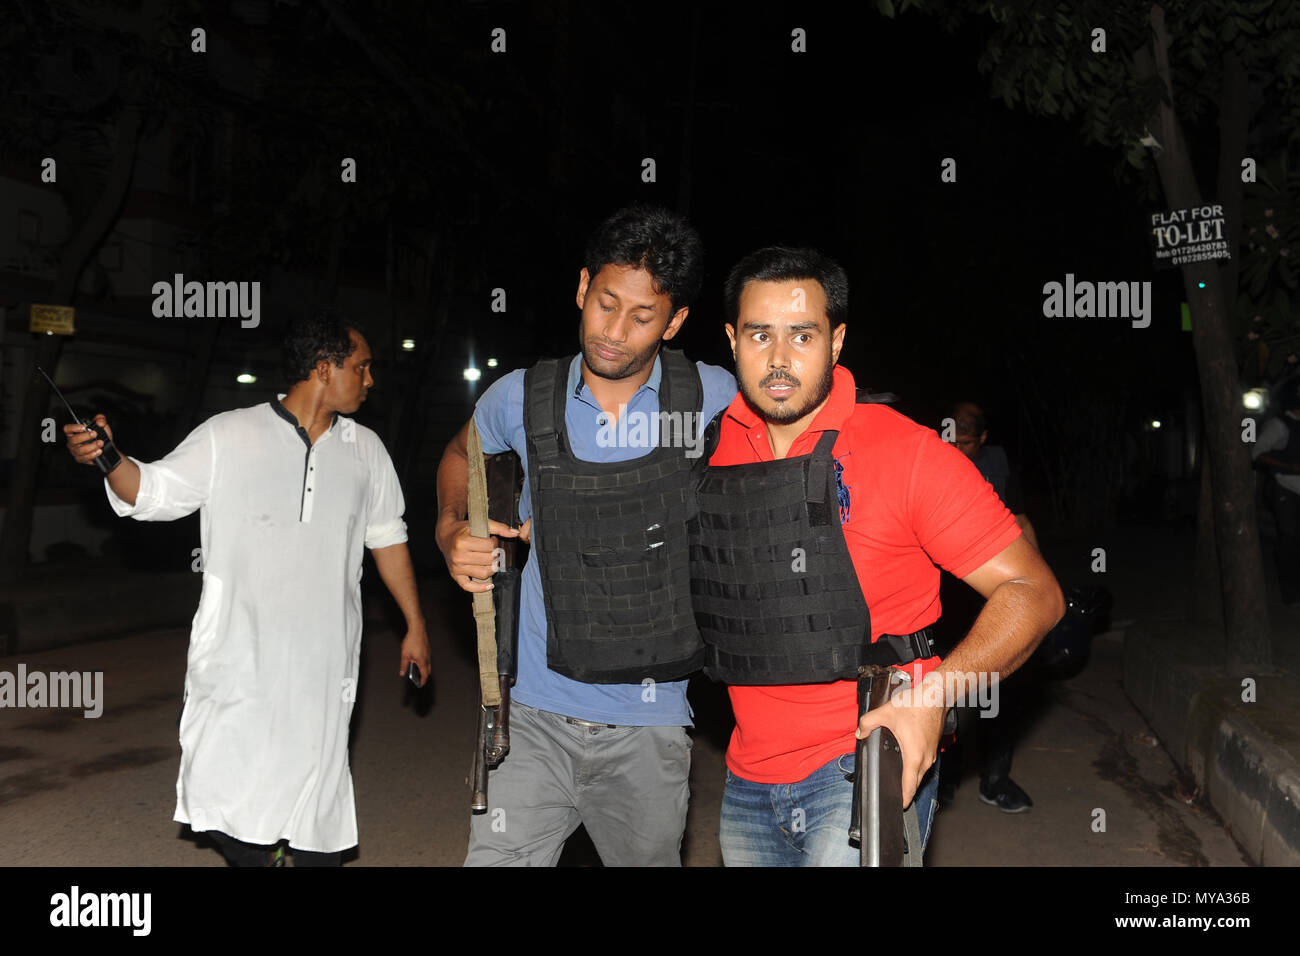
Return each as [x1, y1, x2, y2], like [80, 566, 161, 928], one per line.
[474, 353, 736, 725]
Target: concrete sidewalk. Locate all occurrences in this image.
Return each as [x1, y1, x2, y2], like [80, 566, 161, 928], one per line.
[1043, 525, 1300, 866]
[2, 525, 1294, 866]
[0, 558, 200, 657]
[1124, 625, 1300, 865]
[0, 570, 1248, 867]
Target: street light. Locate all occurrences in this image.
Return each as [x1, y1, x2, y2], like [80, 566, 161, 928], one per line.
[401, 338, 416, 351]
[237, 373, 256, 384]
[463, 367, 481, 382]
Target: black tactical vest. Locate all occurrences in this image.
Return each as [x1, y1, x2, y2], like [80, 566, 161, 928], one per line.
[690, 391, 934, 684]
[523, 349, 706, 684]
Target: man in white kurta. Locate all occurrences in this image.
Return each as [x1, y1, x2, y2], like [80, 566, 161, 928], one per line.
[68, 320, 428, 860]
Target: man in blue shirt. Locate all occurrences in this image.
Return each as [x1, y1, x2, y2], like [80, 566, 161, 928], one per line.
[436, 205, 735, 865]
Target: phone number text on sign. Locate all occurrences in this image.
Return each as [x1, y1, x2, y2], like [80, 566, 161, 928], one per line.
[1149, 205, 1232, 268]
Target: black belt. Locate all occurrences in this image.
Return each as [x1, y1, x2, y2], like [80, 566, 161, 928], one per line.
[864, 627, 937, 667]
[865, 626, 956, 736]
[708, 627, 937, 682]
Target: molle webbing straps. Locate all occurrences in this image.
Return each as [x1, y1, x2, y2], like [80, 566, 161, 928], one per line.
[691, 393, 935, 685]
[523, 349, 707, 683]
[467, 419, 501, 707]
[691, 427, 871, 684]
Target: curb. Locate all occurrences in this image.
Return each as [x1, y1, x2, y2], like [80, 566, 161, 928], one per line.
[0, 573, 201, 656]
[1123, 631, 1300, 866]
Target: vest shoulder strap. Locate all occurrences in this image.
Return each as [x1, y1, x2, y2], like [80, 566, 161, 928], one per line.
[807, 429, 839, 509]
[522, 356, 567, 465]
[526, 352, 705, 464]
[659, 348, 703, 416]
[696, 410, 842, 475]
[698, 409, 724, 467]
[856, 387, 897, 405]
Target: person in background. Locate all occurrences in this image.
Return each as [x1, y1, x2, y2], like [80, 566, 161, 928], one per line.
[938, 401, 1040, 813]
[1252, 376, 1300, 607]
[64, 312, 429, 866]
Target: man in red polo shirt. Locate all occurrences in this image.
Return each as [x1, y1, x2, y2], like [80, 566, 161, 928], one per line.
[693, 246, 1064, 866]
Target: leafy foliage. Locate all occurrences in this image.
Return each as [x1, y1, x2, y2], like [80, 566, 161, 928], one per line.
[907, 1, 1300, 381]
[1239, 152, 1300, 380]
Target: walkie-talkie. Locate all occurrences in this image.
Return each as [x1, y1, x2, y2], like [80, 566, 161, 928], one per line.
[36, 366, 123, 474]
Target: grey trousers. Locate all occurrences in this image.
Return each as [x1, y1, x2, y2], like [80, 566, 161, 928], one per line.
[464, 701, 692, 866]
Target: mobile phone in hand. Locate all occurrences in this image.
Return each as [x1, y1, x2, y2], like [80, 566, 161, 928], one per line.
[407, 662, 421, 686]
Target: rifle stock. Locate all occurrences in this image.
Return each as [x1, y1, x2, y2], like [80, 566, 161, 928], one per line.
[468, 442, 525, 813]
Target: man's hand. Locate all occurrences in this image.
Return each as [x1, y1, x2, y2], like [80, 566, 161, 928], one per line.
[64, 415, 141, 505]
[436, 516, 519, 593]
[370, 541, 429, 687]
[855, 673, 947, 807]
[64, 416, 112, 465]
[399, 624, 432, 687]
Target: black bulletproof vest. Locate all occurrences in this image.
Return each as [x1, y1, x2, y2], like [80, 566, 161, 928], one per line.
[690, 391, 930, 684]
[523, 349, 706, 684]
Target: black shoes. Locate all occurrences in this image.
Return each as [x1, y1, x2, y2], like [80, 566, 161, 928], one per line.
[978, 777, 1033, 813]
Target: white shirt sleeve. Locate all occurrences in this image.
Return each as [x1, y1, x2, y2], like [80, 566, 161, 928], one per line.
[105, 420, 215, 521]
[1251, 419, 1288, 460]
[364, 434, 408, 549]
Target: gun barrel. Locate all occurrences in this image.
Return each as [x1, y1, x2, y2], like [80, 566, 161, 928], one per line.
[859, 726, 906, 866]
[470, 704, 493, 812]
[850, 665, 908, 866]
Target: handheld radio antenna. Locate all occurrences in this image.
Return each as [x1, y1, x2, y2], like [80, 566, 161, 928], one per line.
[35, 366, 122, 474]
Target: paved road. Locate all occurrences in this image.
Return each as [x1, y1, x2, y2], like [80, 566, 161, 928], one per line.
[0, 576, 1248, 867]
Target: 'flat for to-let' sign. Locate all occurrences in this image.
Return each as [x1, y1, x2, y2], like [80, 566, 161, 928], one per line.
[29, 304, 75, 335]
[1148, 205, 1231, 269]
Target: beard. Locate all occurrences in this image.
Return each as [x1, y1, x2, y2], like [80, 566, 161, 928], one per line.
[579, 328, 661, 381]
[739, 361, 836, 424]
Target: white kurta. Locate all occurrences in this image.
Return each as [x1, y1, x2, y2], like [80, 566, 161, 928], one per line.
[105, 398, 407, 852]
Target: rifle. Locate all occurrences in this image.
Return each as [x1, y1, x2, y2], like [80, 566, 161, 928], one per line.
[848, 664, 923, 866]
[467, 422, 524, 813]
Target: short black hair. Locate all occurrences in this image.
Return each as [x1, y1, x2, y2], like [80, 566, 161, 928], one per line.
[724, 246, 849, 329]
[282, 309, 362, 386]
[583, 204, 704, 314]
[952, 401, 988, 437]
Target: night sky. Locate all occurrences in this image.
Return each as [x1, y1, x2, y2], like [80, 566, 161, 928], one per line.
[2, 1, 1230, 532]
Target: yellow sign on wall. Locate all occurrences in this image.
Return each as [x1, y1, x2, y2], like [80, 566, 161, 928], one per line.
[29, 304, 75, 335]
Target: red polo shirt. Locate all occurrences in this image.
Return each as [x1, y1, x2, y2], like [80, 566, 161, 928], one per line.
[711, 365, 1020, 783]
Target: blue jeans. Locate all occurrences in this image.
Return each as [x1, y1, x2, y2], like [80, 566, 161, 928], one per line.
[720, 752, 940, 866]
